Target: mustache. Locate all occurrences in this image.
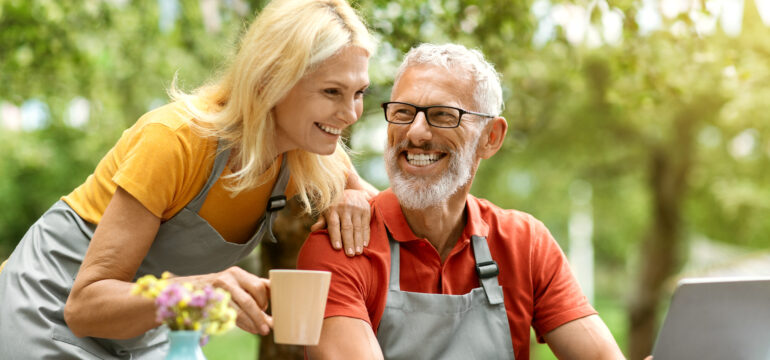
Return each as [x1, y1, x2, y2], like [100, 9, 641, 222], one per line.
[389, 139, 451, 153]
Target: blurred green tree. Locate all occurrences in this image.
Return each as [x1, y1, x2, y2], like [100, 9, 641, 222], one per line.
[0, 0, 246, 253]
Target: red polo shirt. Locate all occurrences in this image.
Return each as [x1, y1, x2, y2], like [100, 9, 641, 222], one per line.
[297, 189, 596, 359]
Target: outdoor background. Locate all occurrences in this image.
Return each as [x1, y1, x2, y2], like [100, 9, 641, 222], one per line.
[2, 0, 769, 359]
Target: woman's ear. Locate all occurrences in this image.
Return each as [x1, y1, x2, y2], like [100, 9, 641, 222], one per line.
[477, 117, 508, 159]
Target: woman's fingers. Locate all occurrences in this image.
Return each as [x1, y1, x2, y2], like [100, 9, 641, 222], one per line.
[229, 286, 270, 334]
[233, 306, 272, 335]
[214, 267, 273, 335]
[243, 278, 271, 311]
[362, 201, 371, 247]
[339, 190, 370, 256]
[352, 211, 363, 255]
[234, 307, 257, 333]
[340, 210, 356, 257]
[325, 210, 343, 251]
[320, 189, 372, 255]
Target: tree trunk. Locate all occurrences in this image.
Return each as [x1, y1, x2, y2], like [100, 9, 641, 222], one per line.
[628, 152, 683, 359]
[628, 115, 696, 360]
[257, 197, 315, 360]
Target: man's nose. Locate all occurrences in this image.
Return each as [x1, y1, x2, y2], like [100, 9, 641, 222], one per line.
[405, 111, 432, 145]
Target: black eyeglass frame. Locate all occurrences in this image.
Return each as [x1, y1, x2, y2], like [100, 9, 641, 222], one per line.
[381, 101, 495, 129]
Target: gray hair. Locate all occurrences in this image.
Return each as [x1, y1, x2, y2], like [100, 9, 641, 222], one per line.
[393, 43, 503, 116]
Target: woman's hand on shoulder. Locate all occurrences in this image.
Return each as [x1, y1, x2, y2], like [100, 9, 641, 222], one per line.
[205, 266, 272, 335]
[311, 189, 373, 257]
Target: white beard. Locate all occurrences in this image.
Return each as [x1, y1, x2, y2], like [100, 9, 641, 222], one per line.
[385, 136, 479, 210]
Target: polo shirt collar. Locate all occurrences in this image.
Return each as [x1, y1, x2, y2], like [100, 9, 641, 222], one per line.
[462, 192, 490, 243]
[374, 189, 490, 243]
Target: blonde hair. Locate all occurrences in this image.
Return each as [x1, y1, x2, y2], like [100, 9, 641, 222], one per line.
[171, 0, 376, 214]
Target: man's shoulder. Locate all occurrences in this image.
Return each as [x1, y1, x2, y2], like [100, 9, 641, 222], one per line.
[298, 230, 349, 266]
[470, 195, 545, 229]
[468, 195, 554, 251]
[298, 228, 390, 271]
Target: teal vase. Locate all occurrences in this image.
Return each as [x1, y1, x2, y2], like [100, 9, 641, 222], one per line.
[165, 330, 207, 360]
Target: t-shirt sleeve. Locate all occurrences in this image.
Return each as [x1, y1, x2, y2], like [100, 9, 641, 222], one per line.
[297, 230, 374, 326]
[112, 123, 188, 218]
[529, 218, 596, 340]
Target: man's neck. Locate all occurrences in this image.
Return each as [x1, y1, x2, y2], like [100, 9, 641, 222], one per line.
[401, 190, 469, 262]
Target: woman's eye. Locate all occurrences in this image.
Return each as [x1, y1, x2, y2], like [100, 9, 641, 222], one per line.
[324, 88, 340, 95]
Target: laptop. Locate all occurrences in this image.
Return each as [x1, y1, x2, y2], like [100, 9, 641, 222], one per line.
[651, 277, 770, 360]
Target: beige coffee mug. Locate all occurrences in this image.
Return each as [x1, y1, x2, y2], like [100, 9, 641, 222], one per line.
[269, 269, 331, 345]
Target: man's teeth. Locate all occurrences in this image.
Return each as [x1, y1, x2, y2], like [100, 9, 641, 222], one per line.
[406, 153, 440, 166]
[317, 123, 342, 135]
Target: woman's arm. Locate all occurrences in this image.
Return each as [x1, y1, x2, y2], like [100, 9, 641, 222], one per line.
[64, 186, 160, 338]
[311, 167, 379, 257]
[64, 187, 272, 339]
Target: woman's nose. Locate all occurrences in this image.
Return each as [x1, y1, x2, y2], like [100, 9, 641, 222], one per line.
[339, 98, 359, 125]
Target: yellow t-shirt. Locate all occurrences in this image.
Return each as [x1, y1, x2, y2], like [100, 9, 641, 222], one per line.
[63, 102, 295, 244]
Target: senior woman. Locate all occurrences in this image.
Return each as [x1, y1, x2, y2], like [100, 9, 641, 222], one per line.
[0, 0, 376, 358]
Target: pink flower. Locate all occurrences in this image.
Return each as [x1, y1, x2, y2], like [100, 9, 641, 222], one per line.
[131, 273, 236, 341]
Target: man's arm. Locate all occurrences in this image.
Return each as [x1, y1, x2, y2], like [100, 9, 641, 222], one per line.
[307, 316, 383, 360]
[543, 314, 625, 360]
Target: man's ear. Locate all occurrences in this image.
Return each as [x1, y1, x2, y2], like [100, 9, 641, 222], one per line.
[477, 116, 507, 159]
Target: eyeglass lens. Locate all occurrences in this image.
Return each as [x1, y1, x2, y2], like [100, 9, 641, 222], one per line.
[385, 103, 461, 127]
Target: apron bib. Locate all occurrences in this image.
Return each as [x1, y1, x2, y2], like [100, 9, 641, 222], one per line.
[375, 230, 515, 360]
[0, 141, 289, 359]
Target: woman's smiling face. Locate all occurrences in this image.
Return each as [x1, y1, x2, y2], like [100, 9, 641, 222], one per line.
[273, 46, 370, 155]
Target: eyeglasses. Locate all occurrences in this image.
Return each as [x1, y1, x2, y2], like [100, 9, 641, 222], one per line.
[381, 101, 494, 129]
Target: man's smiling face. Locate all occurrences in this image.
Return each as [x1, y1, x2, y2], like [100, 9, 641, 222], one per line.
[385, 64, 484, 209]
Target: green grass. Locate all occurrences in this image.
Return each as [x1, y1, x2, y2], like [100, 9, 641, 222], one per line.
[202, 328, 259, 360]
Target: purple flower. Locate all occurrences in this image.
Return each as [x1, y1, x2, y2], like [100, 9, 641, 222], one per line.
[156, 306, 176, 323]
[155, 283, 183, 307]
[132, 273, 236, 337]
[189, 292, 208, 308]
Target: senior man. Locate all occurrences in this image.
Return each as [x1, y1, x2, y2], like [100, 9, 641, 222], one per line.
[298, 43, 624, 360]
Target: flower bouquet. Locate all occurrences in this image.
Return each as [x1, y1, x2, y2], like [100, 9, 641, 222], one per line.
[131, 272, 237, 346]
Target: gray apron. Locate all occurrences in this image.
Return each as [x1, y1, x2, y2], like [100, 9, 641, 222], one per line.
[375, 230, 515, 360]
[0, 141, 290, 359]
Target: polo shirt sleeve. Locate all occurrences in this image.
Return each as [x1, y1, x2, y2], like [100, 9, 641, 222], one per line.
[529, 218, 596, 340]
[112, 123, 188, 218]
[297, 230, 374, 326]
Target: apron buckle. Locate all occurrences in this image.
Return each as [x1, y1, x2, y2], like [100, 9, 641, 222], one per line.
[476, 260, 499, 279]
[266, 195, 287, 212]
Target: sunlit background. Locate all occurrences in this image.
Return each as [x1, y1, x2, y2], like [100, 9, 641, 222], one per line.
[2, 0, 769, 359]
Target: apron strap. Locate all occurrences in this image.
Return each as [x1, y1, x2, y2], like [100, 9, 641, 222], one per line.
[188, 140, 231, 213]
[471, 235, 504, 305]
[385, 228, 401, 291]
[257, 157, 290, 243]
[383, 228, 503, 303]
